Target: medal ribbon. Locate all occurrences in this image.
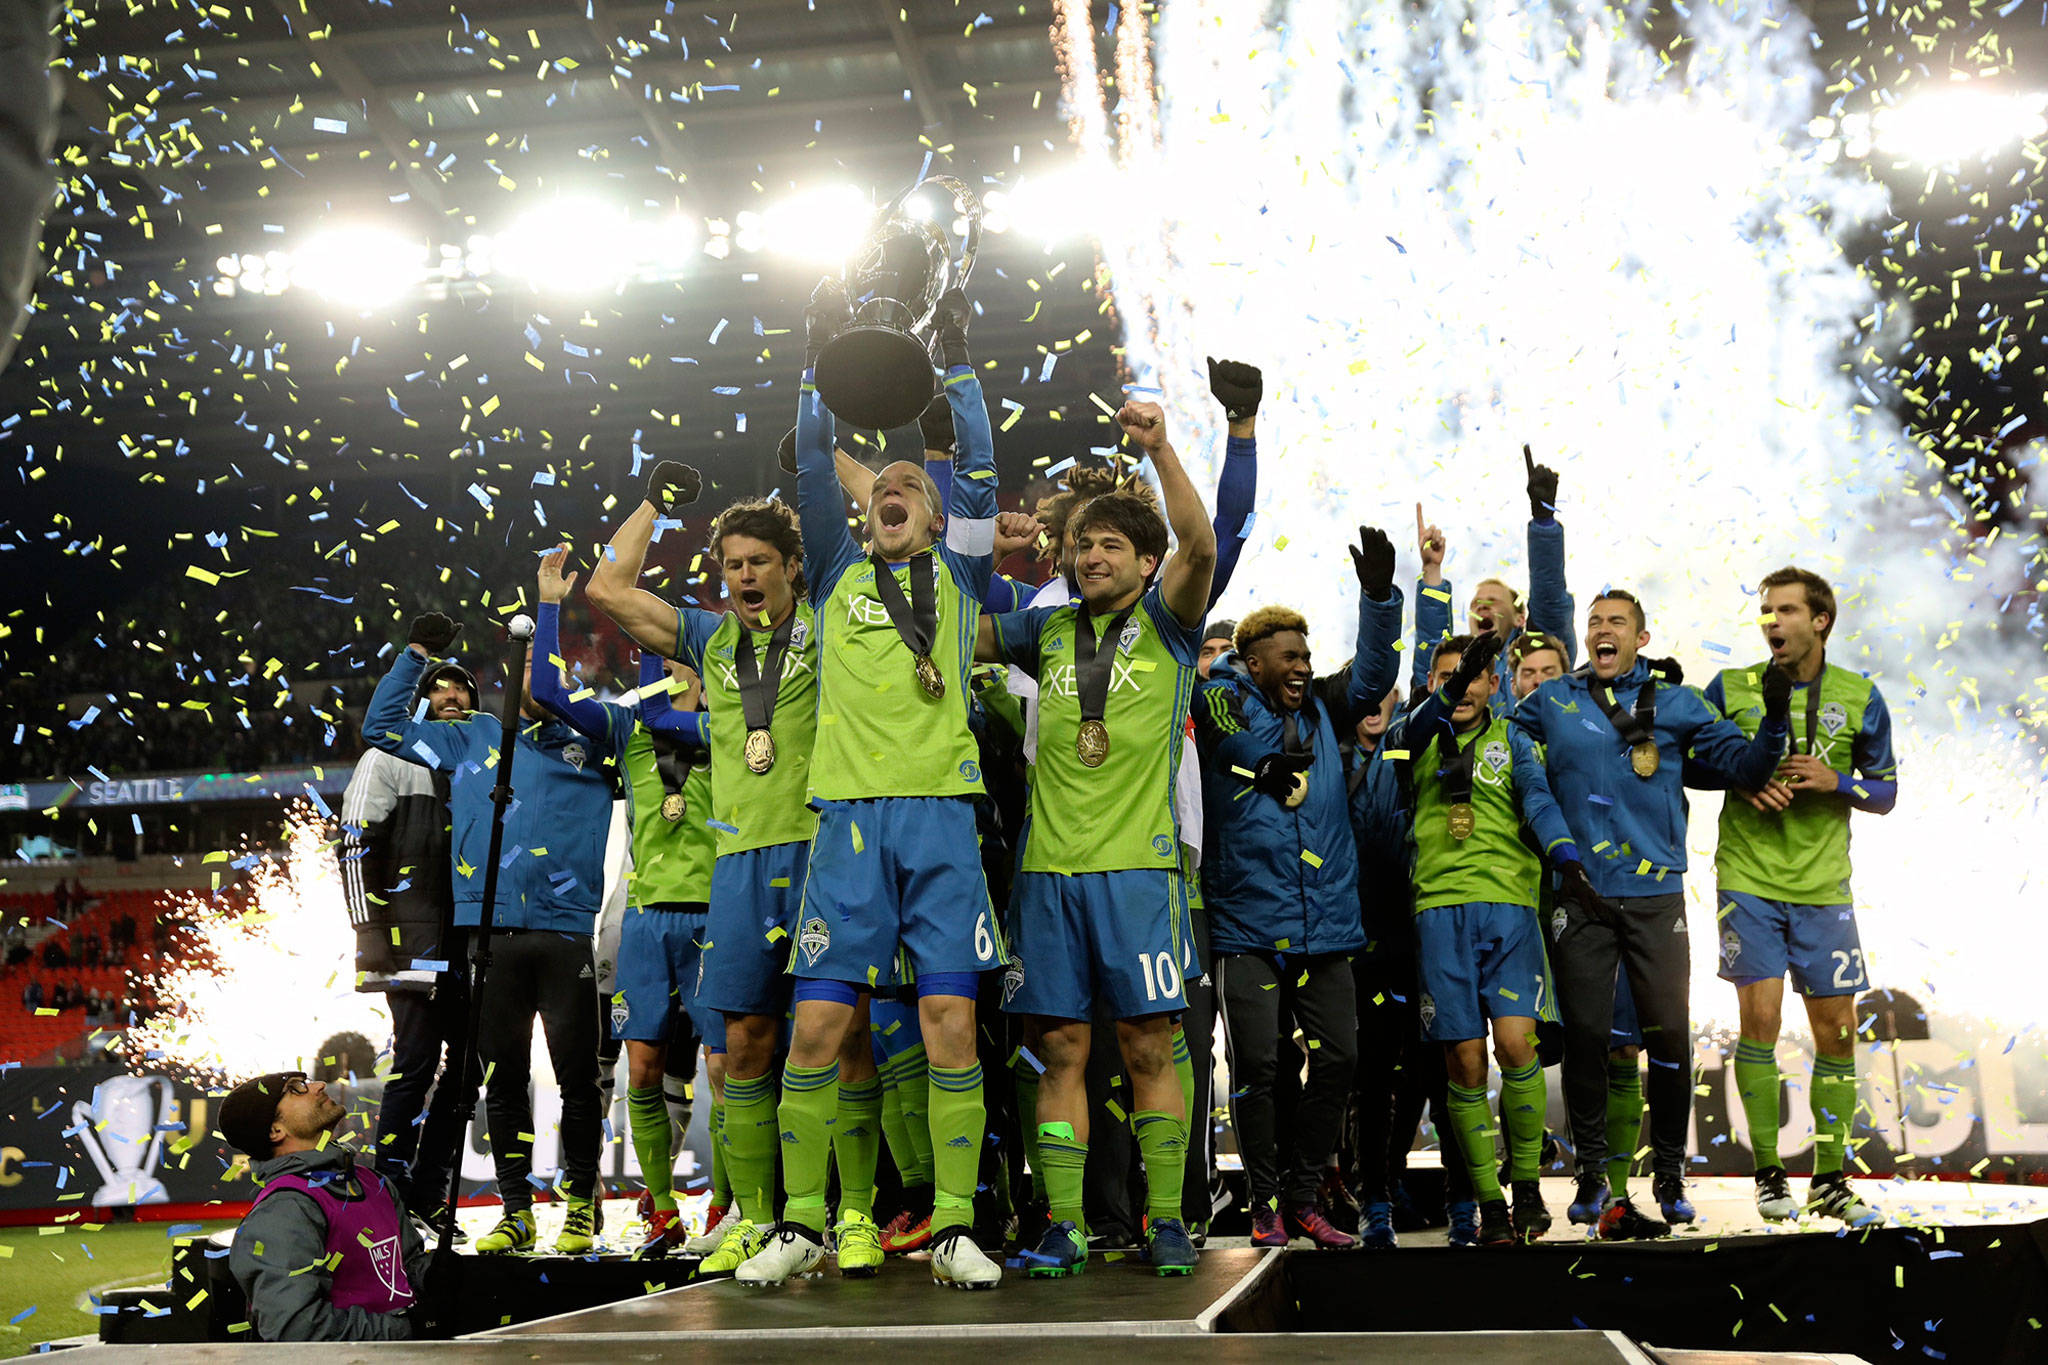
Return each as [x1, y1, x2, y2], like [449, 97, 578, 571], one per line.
[1435, 720, 1491, 808]
[1074, 603, 1137, 735]
[867, 551, 940, 668]
[1589, 675, 1658, 749]
[1798, 654, 1825, 756]
[650, 730, 697, 800]
[734, 609, 797, 739]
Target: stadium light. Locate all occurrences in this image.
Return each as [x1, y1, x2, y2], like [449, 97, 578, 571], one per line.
[492, 199, 699, 293]
[1872, 86, 2048, 163]
[288, 227, 426, 307]
[757, 184, 873, 263]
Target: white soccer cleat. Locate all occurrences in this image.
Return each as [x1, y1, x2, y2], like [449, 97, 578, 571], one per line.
[1807, 1174, 1886, 1229]
[929, 1228, 1002, 1290]
[685, 1203, 741, 1256]
[1754, 1166, 1800, 1223]
[735, 1223, 826, 1286]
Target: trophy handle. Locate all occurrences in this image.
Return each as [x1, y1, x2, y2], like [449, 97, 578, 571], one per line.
[922, 174, 983, 290]
[142, 1077, 174, 1178]
[71, 1100, 118, 1185]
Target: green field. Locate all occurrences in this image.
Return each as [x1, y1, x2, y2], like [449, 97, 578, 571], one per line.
[0, 1220, 237, 1359]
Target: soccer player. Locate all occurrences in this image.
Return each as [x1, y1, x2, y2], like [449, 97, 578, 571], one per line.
[734, 279, 1005, 1290]
[1194, 529, 1402, 1249]
[361, 610, 615, 1256]
[583, 468, 835, 1275]
[528, 547, 720, 1258]
[1511, 589, 1790, 1231]
[973, 397, 1216, 1277]
[1410, 448, 1578, 702]
[1700, 567, 1896, 1227]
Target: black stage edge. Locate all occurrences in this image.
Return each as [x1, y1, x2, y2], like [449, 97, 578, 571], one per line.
[1265, 1217, 2048, 1362]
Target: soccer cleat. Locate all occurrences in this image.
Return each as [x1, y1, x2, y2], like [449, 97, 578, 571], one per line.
[881, 1208, 934, 1255]
[1806, 1173, 1885, 1229]
[695, 1218, 768, 1276]
[1596, 1197, 1670, 1241]
[1568, 1175, 1611, 1225]
[929, 1228, 1002, 1290]
[834, 1209, 884, 1278]
[1754, 1166, 1799, 1223]
[736, 1223, 826, 1286]
[1024, 1219, 1088, 1278]
[1146, 1218, 1197, 1276]
[473, 1209, 536, 1255]
[1511, 1181, 1553, 1243]
[1359, 1201, 1398, 1250]
[410, 1210, 467, 1248]
[1475, 1198, 1515, 1246]
[1388, 1178, 1428, 1233]
[1249, 1205, 1289, 1247]
[1284, 1201, 1359, 1250]
[1446, 1200, 1480, 1248]
[554, 1195, 603, 1255]
[1653, 1173, 1696, 1226]
[684, 1203, 739, 1255]
[633, 1207, 684, 1260]
[1317, 1166, 1362, 1235]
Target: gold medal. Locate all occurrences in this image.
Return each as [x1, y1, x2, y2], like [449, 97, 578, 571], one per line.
[1630, 739, 1660, 778]
[660, 792, 686, 823]
[1447, 802, 1476, 840]
[1077, 719, 1110, 768]
[914, 652, 945, 700]
[744, 728, 776, 775]
[1284, 768, 1310, 809]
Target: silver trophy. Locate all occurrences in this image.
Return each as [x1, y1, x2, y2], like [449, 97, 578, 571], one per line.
[72, 1073, 175, 1206]
[813, 175, 983, 431]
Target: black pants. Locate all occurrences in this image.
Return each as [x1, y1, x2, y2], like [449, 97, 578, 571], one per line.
[476, 929, 601, 1208]
[1553, 893, 1690, 1180]
[376, 971, 472, 1212]
[1179, 902, 1220, 1227]
[1219, 951, 1358, 1207]
[1081, 1003, 1145, 1242]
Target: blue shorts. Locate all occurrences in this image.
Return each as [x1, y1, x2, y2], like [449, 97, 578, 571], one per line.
[795, 797, 1002, 989]
[1415, 901, 1558, 1043]
[1004, 868, 1188, 1022]
[869, 995, 925, 1065]
[697, 842, 808, 1021]
[609, 904, 721, 1049]
[1716, 891, 1864, 997]
[1610, 964, 1643, 1050]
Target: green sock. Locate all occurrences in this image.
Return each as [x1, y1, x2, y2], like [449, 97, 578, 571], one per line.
[1605, 1056, 1643, 1197]
[721, 1072, 778, 1226]
[776, 1060, 839, 1234]
[1015, 1058, 1046, 1200]
[834, 1076, 883, 1220]
[1500, 1061, 1546, 1184]
[628, 1086, 677, 1213]
[1734, 1038, 1781, 1169]
[896, 1043, 935, 1185]
[1446, 1080, 1502, 1204]
[709, 1100, 731, 1207]
[879, 1059, 919, 1189]
[927, 1062, 986, 1233]
[1133, 1110, 1189, 1223]
[1170, 1027, 1195, 1125]
[1038, 1120, 1088, 1229]
[1810, 1053, 1857, 1177]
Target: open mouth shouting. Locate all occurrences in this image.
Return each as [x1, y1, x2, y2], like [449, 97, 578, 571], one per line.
[1592, 640, 1621, 667]
[1279, 675, 1308, 708]
[877, 502, 910, 529]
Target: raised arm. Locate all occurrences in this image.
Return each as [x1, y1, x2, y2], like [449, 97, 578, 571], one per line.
[363, 619, 469, 772]
[637, 652, 710, 745]
[531, 604, 629, 745]
[1523, 446, 1577, 665]
[586, 462, 701, 657]
[934, 289, 997, 601]
[796, 280, 863, 597]
[1119, 399, 1215, 627]
[1204, 357, 1261, 608]
[1345, 526, 1402, 719]
[1411, 502, 1452, 695]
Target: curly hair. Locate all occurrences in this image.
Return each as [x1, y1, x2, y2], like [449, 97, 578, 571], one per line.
[1034, 463, 1155, 565]
[709, 498, 807, 599]
[1234, 605, 1310, 655]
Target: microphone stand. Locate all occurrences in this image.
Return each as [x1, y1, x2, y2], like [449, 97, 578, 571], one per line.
[420, 616, 533, 1337]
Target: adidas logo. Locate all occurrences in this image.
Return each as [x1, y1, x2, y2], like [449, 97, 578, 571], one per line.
[945, 1135, 973, 1148]
[778, 1129, 799, 1144]
[578, 963, 594, 978]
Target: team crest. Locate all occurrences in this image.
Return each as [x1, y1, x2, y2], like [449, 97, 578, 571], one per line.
[609, 993, 629, 1035]
[1482, 740, 1510, 773]
[1118, 617, 1142, 654]
[1002, 956, 1026, 1005]
[1418, 993, 1437, 1031]
[789, 615, 810, 650]
[369, 1234, 410, 1297]
[798, 916, 831, 966]
[1819, 701, 1848, 737]
[562, 742, 588, 772]
[1720, 926, 1742, 968]
[1551, 906, 1568, 940]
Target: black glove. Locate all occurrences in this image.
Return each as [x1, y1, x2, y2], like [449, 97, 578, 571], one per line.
[1348, 524, 1395, 600]
[933, 287, 972, 370]
[1524, 443, 1559, 522]
[645, 459, 701, 513]
[1444, 630, 1505, 697]
[408, 613, 461, 656]
[1555, 860, 1609, 925]
[1760, 662, 1793, 725]
[777, 425, 799, 477]
[918, 392, 956, 456]
[804, 276, 849, 371]
[1251, 751, 1314, 800]
[1644, 655, 1685, 686]
[1207, 356, 1262, 422]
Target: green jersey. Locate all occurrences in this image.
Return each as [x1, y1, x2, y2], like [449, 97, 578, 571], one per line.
[675, 601, 822, 857]
[989, 583, 1199, 875]
[1707, 663, 1897, 904]
[623, 732, 714, 904]
[1409, 714, 1545, 912]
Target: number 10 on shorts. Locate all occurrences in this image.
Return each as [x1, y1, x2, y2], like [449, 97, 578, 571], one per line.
[1137, 952, 1182, 1003]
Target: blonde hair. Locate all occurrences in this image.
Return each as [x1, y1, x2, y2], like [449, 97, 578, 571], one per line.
[1234, 605, 1310, 654]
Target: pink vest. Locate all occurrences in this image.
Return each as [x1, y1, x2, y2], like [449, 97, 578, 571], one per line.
[252, 1166, 415, 1317]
